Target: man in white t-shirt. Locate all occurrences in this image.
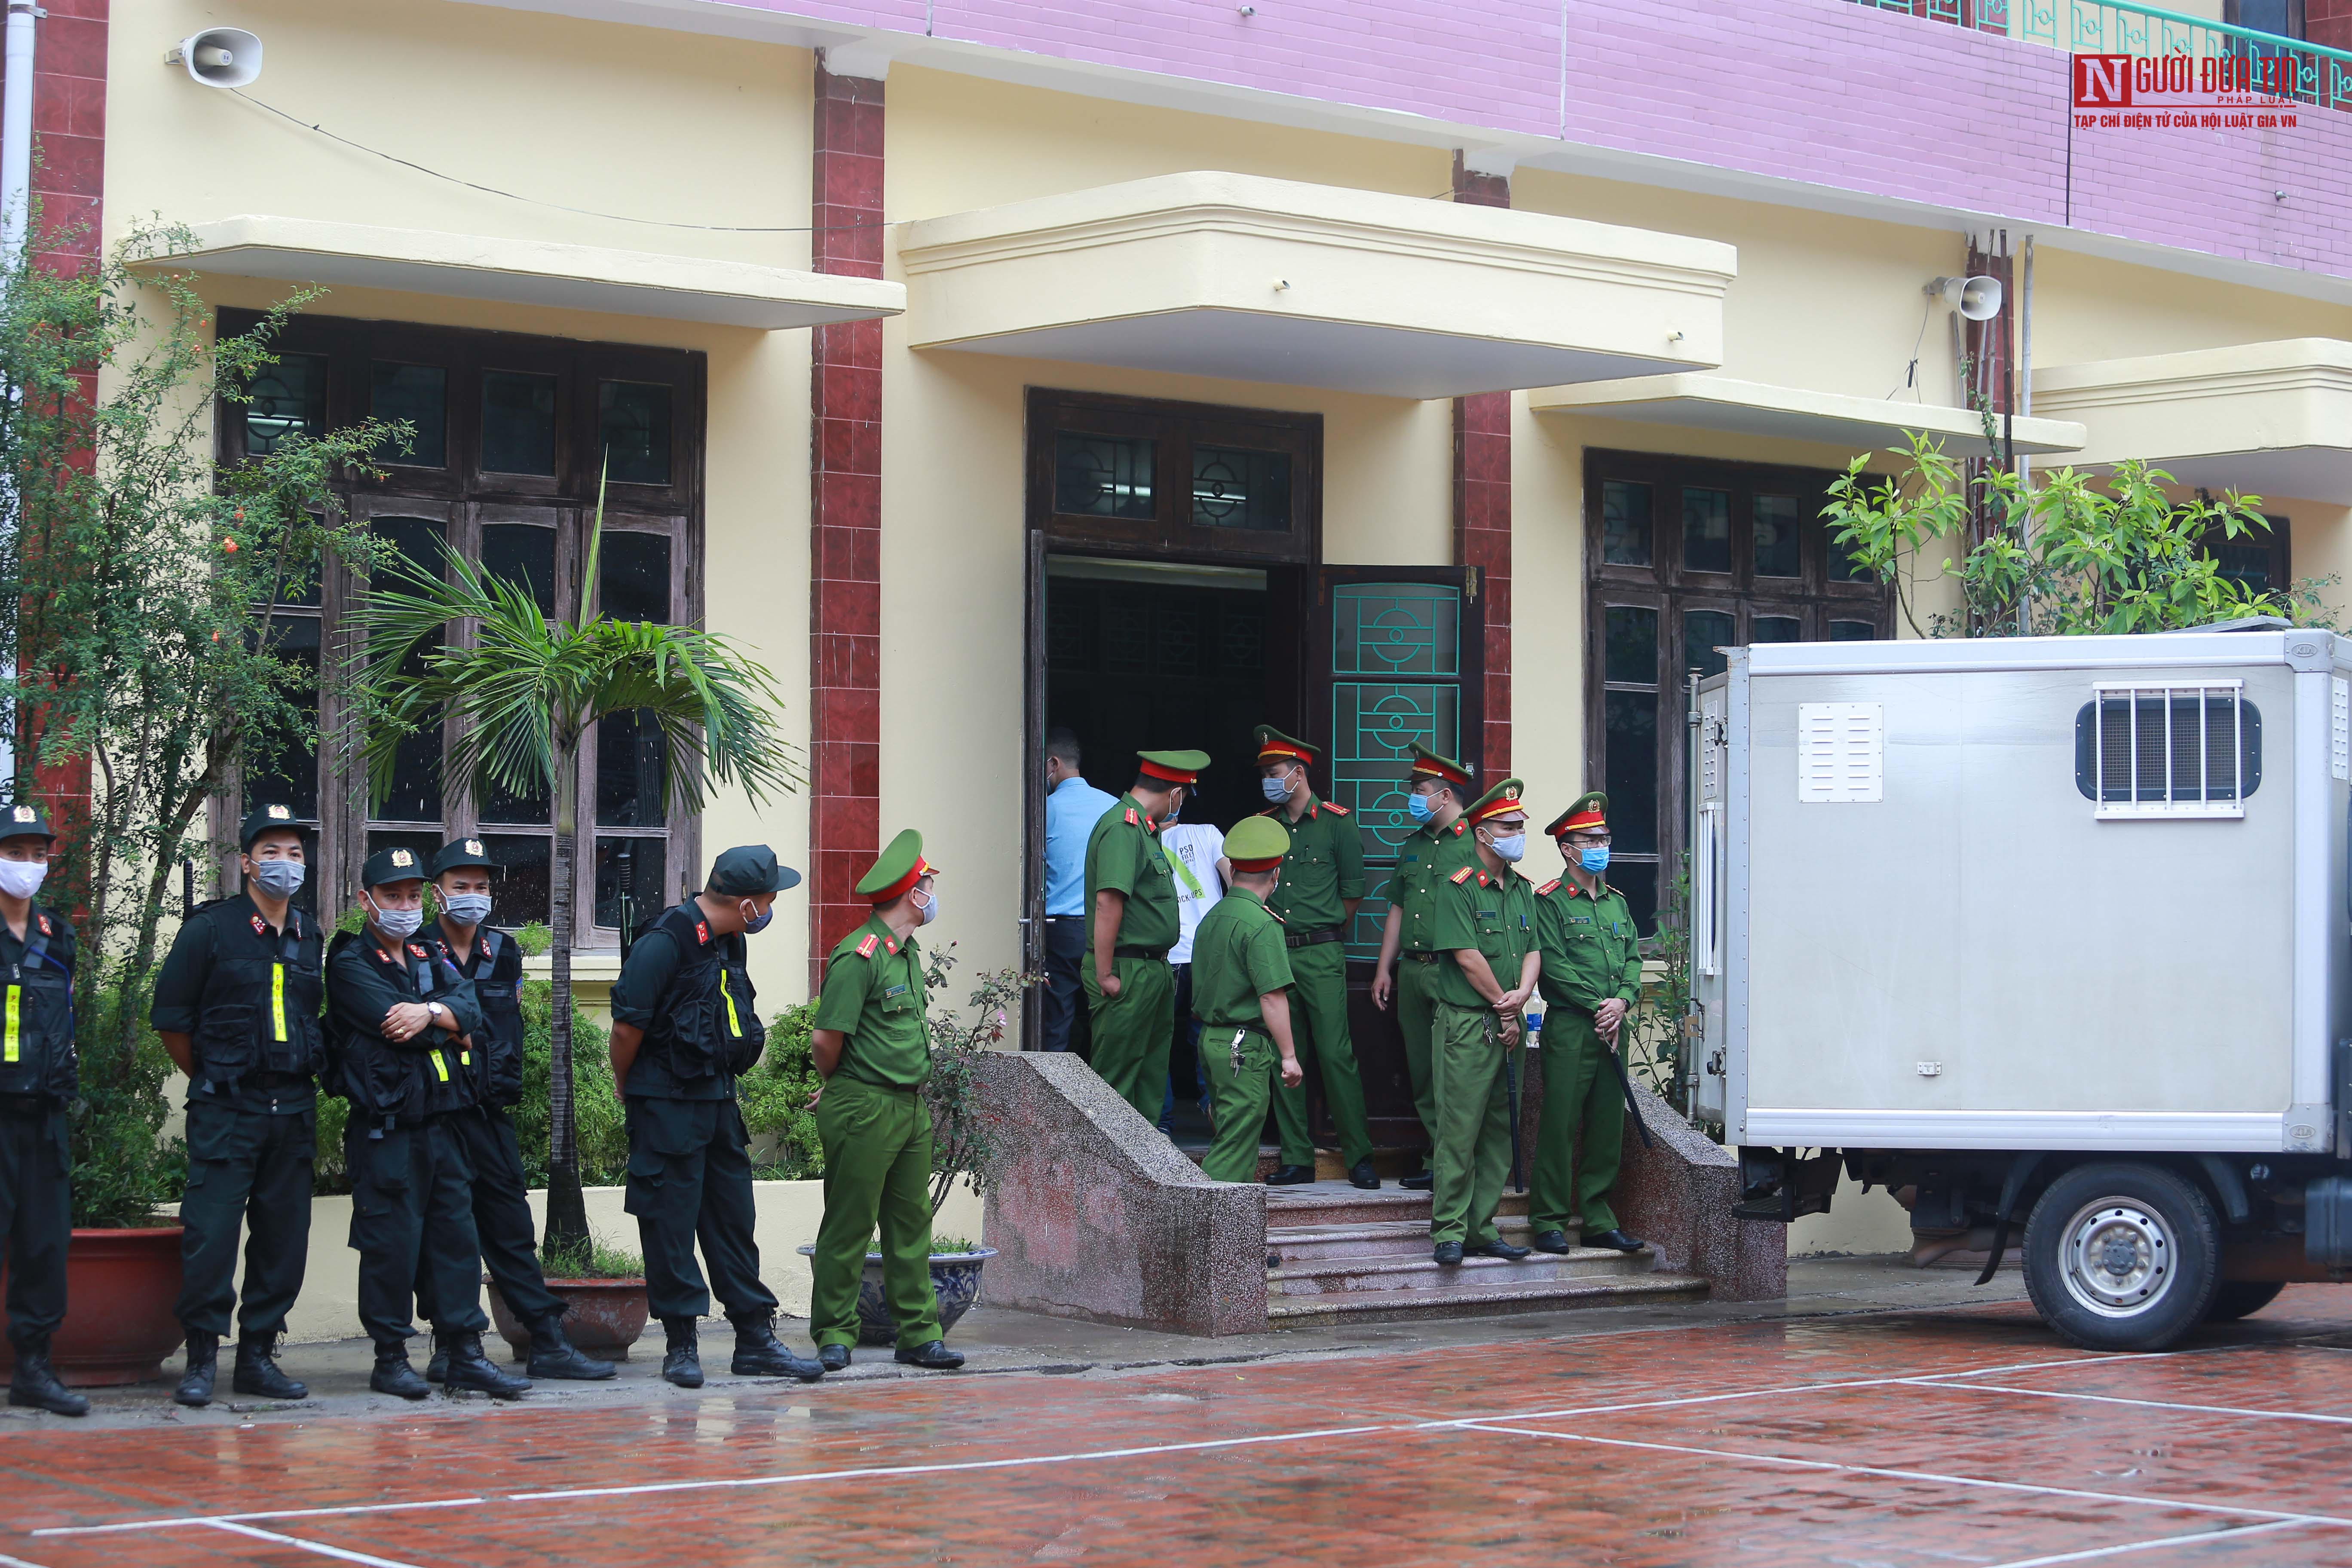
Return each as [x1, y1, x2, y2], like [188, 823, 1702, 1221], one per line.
[1157, 809, 1228, 1134]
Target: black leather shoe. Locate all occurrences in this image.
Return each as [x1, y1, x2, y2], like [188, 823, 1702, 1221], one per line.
[370, 1345, 431, 1401]
[1531, 1229, 1572, 1254]
[1585, 1228, 1644, 1253]
[1432, 1241, 1464, 1266]
[442, 1332, 531, 1399]
[1399, 1171, 1434, 1191]
[1347, 1159, 1381, 1191]
[175, 1331, 218, 1408]
[894, 1340, 964, 1370]
[424, 1335, 448, 1384]
[8, 1344, 88, 1416]
[729, 1315, 826, 1382]
[1265, 1164, 1315, 1186]
[233, 1334, 308, 1400]
[1465, 1238, 1531, 1261]
[817, 1344, 850, 1372]
[527, 1319, 616, 1381]
[660, 1318, 704, 1389]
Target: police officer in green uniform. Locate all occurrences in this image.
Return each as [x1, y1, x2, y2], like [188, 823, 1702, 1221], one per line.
[1530, 793, 1646, 1255]
[1252, 727, 1378, 1190]
[808, 830, 964, 1372]
[327, 845, 529, 1400]
[0, 807, 86, 1417]
[416, 839, 614, 1383]
[1370, 744, 1478, 1190]
[151, 802, 319, 1408]
[1084, 750, 1208, 1124]
[1187, 816, 1306, 1183]
[608, 845, 824, 1388]
[1427, 779, 1540, 1266]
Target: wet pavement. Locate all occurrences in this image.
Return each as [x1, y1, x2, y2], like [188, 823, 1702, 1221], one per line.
[2, 1262, 2347, 1567]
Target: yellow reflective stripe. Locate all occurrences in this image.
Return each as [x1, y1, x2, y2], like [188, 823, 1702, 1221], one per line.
[430, 1050, 449, 1082]
[719, 971, 742, 1037]
[271, 963, 288, 1042]
[2, 986, 16, 1064]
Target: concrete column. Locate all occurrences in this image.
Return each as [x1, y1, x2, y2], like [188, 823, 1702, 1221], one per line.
[1450, 153, 1513, 776]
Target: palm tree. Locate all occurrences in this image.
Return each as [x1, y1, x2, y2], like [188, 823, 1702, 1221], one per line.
[349, 461, 801, 1253]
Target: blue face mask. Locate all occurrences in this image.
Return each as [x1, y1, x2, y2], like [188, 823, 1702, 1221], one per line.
[1406, 791, 1434, 824]
[1261, 773, 1294, 803]
[741, 900, 774, 934]
[1580, 847, 1611, 875]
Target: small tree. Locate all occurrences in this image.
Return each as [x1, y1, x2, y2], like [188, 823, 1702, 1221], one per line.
[348, 466, 801, 1254]
[1822, 433, 2334, 639]
[916, 945, 1031, 1223]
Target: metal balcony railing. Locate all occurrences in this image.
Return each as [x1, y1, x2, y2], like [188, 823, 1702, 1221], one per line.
[2023, 0, 2352, 110]
[1850, 0, 2012, 36]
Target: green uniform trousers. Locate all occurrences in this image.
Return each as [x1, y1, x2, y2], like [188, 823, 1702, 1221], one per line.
[1429, 1001, 1516, 1247]
[810, 1075, 943, 1352]
[1396, 955, 1443, 1147]
[1199, 1023, 1274, 1183]
[1084, 953, 1175, 1125]
[1531, 1017, 1626, 1235]
[1267, 942, 1374, 1168]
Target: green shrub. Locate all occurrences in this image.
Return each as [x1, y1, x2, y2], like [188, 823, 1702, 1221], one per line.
[68, 987, 185, 1228]
[509, 974, 627, 1187]
[539, 1233, 644, 1280]
[740, 1001, 823, 1179]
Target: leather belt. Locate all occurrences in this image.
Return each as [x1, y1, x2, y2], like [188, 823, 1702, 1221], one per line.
[1284, 928, 1345, 949]
[1405, 951, 1440, 964]
[1113, 945, 1169, 961]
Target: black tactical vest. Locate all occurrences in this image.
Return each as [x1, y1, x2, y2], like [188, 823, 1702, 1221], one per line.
[437, 925, 524, 1110]
[0, 909, 74, 1102]
[640, 901, 763, 1083]
[327, 931, 478, 1132]
[189, 898, 324, 1092]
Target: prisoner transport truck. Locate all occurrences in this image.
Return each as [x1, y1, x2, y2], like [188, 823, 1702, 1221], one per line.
[1693, 623, 2352, 1351]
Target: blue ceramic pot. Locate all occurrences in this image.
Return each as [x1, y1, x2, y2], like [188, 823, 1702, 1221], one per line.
[796, 1244, 998, 1347]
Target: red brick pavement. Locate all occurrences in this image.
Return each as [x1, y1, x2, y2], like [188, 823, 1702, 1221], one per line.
[5, 1288, 2350, 1567]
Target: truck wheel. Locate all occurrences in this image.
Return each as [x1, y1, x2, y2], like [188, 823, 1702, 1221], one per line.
[2022, 1162, 2220, 1352]
[2204, 1281, 2285, 1322]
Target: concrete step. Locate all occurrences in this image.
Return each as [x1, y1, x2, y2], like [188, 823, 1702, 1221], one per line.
[1268, 1245, 1654, 1298]
[1268, 1216, 1544, 1265]
[1265, 1269, 1708, 1326]
[1262, 1181, 1529, 1231]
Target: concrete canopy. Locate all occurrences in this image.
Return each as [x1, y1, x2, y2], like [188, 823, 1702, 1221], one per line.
[2031, 339, 2352, 505]
[1529, 373, 2087, 459]
[896, 172, 1736, 399]
[149, 216, 906, 331]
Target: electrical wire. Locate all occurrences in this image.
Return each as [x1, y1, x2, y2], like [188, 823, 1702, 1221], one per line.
[1889, 291, 1934, 402]
[231, 89, 900, 235]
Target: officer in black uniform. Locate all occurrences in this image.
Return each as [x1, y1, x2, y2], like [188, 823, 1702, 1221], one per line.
[0, 805, 87, 1417]
[415, 838, 612, 1384]
[150, 802, 318, 1408]
[608, 845, 823, 1389]
[325, 845, 528, 1400]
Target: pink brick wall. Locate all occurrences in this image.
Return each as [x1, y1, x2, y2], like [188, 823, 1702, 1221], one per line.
[692, 0, 2352, 287]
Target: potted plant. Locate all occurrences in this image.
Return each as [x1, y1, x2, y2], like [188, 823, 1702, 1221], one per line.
[799, 949, 1027, 1347]
[487, 1234, 650, 1362]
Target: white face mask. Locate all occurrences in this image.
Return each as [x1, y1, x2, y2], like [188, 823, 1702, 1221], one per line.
[913, 883, 939, 926]
[1485, 831, 1527, 863]
[0, 859, 47, 900]
[441, 892, 493, 926]
[368, 897, 423, 940]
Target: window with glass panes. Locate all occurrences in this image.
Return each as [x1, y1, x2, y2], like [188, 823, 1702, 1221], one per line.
[1583, 451, 1890, 935]
[215, 312, 704, 946]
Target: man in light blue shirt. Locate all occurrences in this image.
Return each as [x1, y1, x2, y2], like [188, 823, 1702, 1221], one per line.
[1041, 729, 1117, 1053]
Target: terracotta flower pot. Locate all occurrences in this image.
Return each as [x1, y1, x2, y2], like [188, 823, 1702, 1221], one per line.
[0, 1226, 187, 1387]
[796, 1244, 996, 1348]
[487, 1277, 650, 1362]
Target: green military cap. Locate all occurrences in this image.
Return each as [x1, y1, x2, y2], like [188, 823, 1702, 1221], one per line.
[1254, 726, 1315, 767]
[1137, 749, 1210, 786]
[856, 828, 938, 903]
[1547, 792, 1609, 839]
[1224, 815, 1291, 871]
[239, 801, 303, 850]
[429, 837, 496, 877]
[0, 802, 52, 844]
[1463, 777, 1528, 827]
[361, 844, 427, 888]
[708, 844, 802, 897]
[1407, 743, 1474, 789]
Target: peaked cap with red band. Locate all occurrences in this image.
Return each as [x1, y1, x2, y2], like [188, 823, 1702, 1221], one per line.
[1223, 814, 1291, 873]
[1408, 742, 1474, 790]
[856, 827, 940, 904]
[1547, 791, 1609, 839]
[1462, 777, 1528, 828]
[1254, 725, 1315, 767]
[1136, 748, 1211, 786]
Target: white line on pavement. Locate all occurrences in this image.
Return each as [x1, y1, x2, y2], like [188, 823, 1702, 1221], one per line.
[1926, 1380, 2352, 1427]
[37, 1498, 487, 1537]
[0, 1552, 54, 1568]
[1975, 1519, 2318, 1568]
[201, 1520, 430, 1568]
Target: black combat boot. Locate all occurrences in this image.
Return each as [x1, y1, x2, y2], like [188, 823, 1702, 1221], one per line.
[233, 1334, 308, 1400]
[174, 1330, 219, 1409]
[370, 1341, 431, 1400]
[441, 1332, 531, 1399]
[817, 1344, 850, 1372]
[424, 1334, 449, 1384]
[661, 1317, 704, 1389]
[894, 1340, 965, 1371]
[729, 1314, 825, 1382]
[527, 1317, 616, 1381]
[8, 1340, 89, 1416]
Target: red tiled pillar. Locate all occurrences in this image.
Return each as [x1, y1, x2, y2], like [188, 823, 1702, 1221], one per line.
[1451, 153, 1511, 778]
[2308, 0, 2352, 54]
[807, 60, 884, 987]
